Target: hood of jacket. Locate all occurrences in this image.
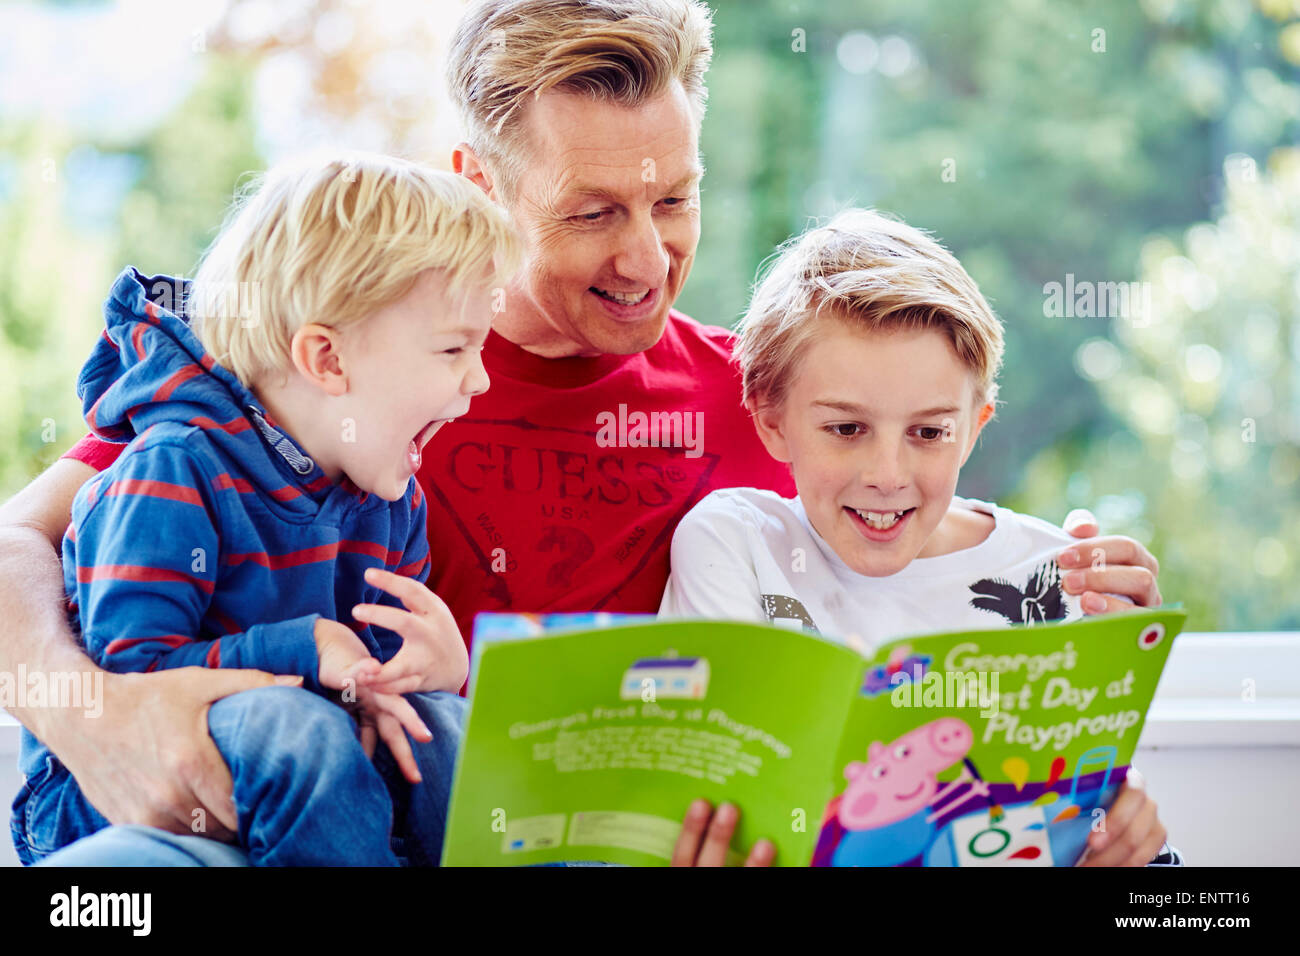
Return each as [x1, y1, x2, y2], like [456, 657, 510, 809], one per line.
[78, 267, 349, 512]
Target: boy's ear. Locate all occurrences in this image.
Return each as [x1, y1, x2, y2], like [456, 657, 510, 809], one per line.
[452, 143, 497, 202]
[289, 324, 348, 397]
[749, 399, 794, 464]
[959, 402, 996, 466]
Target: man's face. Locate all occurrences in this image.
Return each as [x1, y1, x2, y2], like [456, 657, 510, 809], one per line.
[497, 84, 702, 357]
[754, 321, 991, 577]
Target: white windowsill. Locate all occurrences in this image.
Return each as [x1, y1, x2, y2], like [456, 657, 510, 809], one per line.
[2, 633, 1298, 753]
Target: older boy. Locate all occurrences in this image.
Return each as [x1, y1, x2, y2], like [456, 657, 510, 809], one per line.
[11, 153, 520, 865]
[661, 209, 1176, 866]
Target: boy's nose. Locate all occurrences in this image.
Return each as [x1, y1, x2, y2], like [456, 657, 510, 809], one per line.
[463, 349, 490, 397]
[859, 446, 909, 494]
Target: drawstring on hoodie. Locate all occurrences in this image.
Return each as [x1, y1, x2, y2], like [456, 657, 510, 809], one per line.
[246, 406, 316, 476]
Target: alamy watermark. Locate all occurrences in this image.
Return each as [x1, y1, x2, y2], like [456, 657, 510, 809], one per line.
[0, 666, 103, 717]
[595, 404, 704, 459]
[1042, 274, 1152, 326]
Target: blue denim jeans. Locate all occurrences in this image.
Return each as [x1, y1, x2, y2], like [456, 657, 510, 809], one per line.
[13, 686, 466, 867]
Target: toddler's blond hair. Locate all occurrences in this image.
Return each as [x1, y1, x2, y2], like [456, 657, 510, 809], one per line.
[188, 150, 522, 386]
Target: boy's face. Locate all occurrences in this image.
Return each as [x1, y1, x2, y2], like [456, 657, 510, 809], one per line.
[752, 319, 993, 577]
[331, 269, 494, 502]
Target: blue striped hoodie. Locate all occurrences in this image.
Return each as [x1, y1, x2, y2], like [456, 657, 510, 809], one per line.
[30, 268, 430, 776]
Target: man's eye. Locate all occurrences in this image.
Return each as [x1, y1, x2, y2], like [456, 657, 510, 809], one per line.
[660, 197, 686, 207]
[573, 211, 605, 222]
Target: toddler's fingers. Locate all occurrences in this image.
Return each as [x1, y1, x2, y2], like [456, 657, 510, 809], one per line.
[358, 722, 378, 760]
[365, 673, 427, 696]
[375, 712, 422, 783]
[364, 689, 432, 743]
[362, 567, 440, 615]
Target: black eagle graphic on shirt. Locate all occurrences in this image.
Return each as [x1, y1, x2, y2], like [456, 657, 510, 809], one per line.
[968, 561, 1068, 625]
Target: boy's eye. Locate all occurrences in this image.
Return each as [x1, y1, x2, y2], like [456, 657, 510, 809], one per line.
[915, 426, 948, 441]
[826, 423, 862, 438]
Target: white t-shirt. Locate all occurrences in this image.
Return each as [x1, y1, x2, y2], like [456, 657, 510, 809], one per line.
[659, 488, 1082, 654]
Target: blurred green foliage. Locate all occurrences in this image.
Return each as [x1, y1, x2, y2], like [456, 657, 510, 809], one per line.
[1, 0, 1296, 629]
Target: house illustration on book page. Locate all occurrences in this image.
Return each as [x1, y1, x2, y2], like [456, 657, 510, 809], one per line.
[620, 654, 711, 700]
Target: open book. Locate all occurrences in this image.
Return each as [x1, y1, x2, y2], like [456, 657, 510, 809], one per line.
[441, 608, 1184, 866]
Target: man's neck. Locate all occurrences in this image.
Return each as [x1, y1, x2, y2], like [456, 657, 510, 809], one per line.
[491, 313, 603, 359]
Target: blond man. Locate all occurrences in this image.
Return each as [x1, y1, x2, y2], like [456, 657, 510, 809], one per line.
[12, 153, 520, 866]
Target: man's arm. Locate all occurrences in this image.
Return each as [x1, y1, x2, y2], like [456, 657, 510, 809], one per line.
[0, 457, 287, 839]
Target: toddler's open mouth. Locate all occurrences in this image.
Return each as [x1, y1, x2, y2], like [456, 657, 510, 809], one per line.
[407, 419, 453, 472]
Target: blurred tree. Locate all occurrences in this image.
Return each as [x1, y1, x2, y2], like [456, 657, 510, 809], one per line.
[687, 0, 1300, 511]
[0, 52, 261, 494]
[1011, 148, 1300, 630]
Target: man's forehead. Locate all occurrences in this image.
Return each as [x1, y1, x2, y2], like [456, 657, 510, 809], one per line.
[519, 87, 703, 197]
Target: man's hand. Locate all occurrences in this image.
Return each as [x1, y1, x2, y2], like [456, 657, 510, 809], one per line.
[314, 617, 432, 783]
[670, 799, 776, 866]
[1059, 508, 1162, 614]
[1079, 768, 1167, 866]
[55, 667, 300, 841]
[350, 568, 469, 695]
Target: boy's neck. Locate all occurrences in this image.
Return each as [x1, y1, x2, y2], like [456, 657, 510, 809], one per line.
[916, 502, 996, 559]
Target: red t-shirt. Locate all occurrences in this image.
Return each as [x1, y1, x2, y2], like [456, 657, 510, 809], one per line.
[63, 311, 795, 646]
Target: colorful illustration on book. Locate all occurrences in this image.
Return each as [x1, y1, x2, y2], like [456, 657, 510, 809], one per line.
[620, 653, 711, 700]
[860, 643, 932, 696]
[812, 717, 1122, 866]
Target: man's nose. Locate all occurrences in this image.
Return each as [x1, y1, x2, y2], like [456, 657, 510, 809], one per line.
[611, 211, 670, 288]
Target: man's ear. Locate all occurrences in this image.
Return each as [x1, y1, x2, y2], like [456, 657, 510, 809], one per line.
[452, 143, 497, 202]
[959, 402, 996, 466]
[749, 400, 794, 464]
[289, 324, 348, 397]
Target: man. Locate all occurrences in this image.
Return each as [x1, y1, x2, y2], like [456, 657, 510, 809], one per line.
[0, 0, 1163, 866]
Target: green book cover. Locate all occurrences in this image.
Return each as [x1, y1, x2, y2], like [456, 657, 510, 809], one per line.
[441, 608, 1184, 867]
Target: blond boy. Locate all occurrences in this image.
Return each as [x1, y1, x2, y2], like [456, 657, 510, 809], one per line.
[12, 153, 520, 866]
[660, 209, 1176, 866]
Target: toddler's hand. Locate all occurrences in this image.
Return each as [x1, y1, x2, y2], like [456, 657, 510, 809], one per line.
[313, 617, 381, 691]
[314, 617, 432, 782]
[350, 568, 469, 694]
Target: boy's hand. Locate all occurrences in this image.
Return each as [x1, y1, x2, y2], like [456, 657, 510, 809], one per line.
[1059, 509, 1162, 615]
[314, 617, 432, 782]
[1079, 767, 1167, 866]
[350, 568, 469, 694]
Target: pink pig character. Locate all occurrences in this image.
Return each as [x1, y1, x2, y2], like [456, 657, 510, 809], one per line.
[838, 717, 982, 831]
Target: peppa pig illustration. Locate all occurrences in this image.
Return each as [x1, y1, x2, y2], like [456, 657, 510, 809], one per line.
[829, 717, 989, 866]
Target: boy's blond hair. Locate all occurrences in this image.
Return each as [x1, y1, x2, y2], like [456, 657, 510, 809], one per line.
[447, 0, 713, 199]
[188, 151, 522, 387]
[736, 208, 1004, 412]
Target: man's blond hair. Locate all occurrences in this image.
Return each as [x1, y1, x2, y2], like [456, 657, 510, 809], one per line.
[187, 150, 522, 386]
[736, 208, 1005, 411]
[447, 0, 713, 198]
